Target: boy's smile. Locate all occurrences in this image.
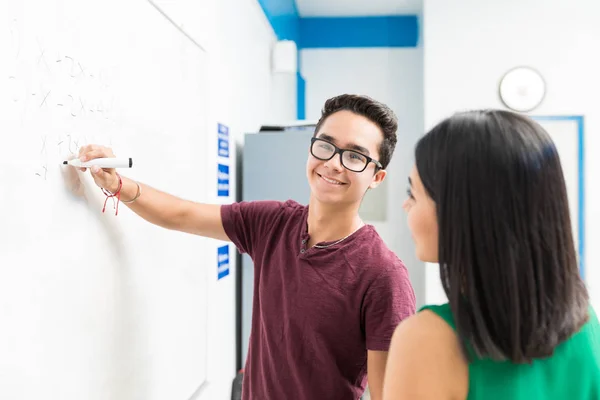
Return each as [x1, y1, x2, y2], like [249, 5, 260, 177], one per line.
[306, 110, 386, 207]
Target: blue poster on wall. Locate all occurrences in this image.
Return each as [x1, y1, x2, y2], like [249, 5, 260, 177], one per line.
[218, 123, 229, 159]
[217, 163, 229, 197]
[217, 245, 230, 280]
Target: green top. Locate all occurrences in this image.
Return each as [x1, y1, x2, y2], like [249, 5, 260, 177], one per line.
[421, 303, 600, 400]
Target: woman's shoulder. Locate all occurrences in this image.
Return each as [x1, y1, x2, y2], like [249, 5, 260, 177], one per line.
[391, 303, 465, 371]
[385, 303, 468, 399]
[418, 302, 458, 331]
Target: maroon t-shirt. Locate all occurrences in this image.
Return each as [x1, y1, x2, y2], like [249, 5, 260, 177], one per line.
[221, 200, 416, 400]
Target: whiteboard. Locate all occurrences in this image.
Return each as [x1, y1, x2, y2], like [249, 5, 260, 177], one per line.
[0, 0, 210, 399]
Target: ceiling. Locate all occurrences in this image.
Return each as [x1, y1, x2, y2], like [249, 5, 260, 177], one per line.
[294, 0, 422, 17]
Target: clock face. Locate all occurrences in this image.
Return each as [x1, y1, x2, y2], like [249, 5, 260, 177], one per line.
[499, 66, 546, 112]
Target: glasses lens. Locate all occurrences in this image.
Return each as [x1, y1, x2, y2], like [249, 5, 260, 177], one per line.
[312, 139, 335, 160]
[342, 151, 368, 172]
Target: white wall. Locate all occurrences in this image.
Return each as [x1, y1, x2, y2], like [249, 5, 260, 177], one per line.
[160, 0, 294, 398]
[423, 0, 600, 310]
[208, 1, 297, 398]
[301, 47, 427, 307]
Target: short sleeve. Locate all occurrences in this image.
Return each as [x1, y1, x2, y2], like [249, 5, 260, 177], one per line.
[220, 200, 283, 257]
[363, 265, 416, 351]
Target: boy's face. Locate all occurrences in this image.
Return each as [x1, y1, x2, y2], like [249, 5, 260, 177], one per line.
[306, 110, 387, 207]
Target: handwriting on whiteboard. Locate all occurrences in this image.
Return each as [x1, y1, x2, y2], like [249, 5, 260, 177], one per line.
[7, 55, 116, 119]
[3, 18, 119, 181]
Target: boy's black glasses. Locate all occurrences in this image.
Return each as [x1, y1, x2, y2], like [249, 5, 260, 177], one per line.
[310, 137, 382, 173]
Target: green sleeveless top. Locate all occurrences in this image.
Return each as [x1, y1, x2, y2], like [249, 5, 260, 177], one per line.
[421, 303, 600, 400]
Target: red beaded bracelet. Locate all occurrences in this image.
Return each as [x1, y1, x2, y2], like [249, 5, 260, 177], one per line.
[101, 173, 122, 215]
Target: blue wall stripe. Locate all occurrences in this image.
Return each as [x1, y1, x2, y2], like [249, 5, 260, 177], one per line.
[296, 72, 305, 120]
[533, 116, 585, 279]
[298, 16, 419, 48]
[270, 14, 300, 42]
[256, 0, 302, 116]
[256, 0, 299, 41]
[255, 1, 419, 119]
[579, 116, 585, 280]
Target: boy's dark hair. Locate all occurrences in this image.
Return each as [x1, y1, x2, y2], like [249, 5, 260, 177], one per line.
[415, 109, 589, 363]
[314, 94, 398, 170]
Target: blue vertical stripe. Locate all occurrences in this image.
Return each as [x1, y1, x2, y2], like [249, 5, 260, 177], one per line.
[296, 72, 305, 120]
[577, 116, 585, 279]
[532, 116, 585, 279]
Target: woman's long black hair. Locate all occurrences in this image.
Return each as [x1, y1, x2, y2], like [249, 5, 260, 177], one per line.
[416, 110, 589, 363]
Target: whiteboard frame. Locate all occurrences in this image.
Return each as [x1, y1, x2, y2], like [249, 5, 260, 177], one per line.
[146, 1, 211, 397]
[147, 0, 207, 53]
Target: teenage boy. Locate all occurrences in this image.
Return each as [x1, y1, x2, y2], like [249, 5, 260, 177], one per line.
[77, 94, 416, 400]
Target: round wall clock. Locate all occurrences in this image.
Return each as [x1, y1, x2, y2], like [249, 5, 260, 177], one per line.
[498, 66, 546, 112]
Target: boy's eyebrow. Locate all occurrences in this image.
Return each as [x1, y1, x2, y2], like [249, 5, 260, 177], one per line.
[318, 133, 371, 155]
[408, 176, 413, 186]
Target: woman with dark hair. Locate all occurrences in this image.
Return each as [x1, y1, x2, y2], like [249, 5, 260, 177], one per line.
[382, 110, 600, 399]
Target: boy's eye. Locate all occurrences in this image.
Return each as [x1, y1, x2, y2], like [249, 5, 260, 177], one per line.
[406, 187, 415, 200]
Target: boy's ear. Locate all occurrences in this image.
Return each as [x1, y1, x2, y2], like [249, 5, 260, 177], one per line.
[369, 169, 386, 189]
